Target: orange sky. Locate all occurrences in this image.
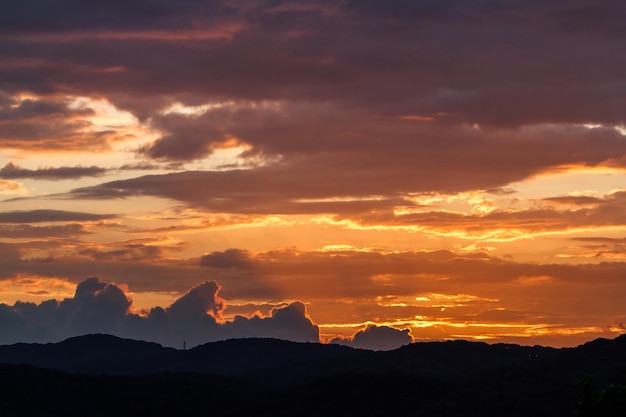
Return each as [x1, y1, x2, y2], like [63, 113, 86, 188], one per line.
[1, 0, 626, 349]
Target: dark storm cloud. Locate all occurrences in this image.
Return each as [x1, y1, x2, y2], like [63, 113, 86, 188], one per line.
[0, 209, 115, 223]
[0, 162, 106, 180]
[0, 277, 319, 347]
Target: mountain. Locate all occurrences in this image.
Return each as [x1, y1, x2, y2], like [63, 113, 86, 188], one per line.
[0, 334, 175, 374]
[0, 334, 364, 377]
[1, 334, 626, 416]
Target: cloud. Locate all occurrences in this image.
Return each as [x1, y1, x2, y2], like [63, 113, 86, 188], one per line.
[2, 1, 625, 136]
[0, 0, 228, 34]
[0, 179, 25, 194]
[350, 191, 626, 235]
[1, 1, 625, 211]
[62, 277, 132, 334]
[0, 162, 106, 180]
[567, 236, 626, 259]
[552, 1, 626, 38]
[0, 223, 89, 238]
[218, 301, 320, 343]
[77, 241, 171, 262]
[137, 112, 227, 161]
[0, 277, 319, 347]
[167, 281, 224, 320]
[5, 244, 626, 304]
[332, 324, 413, 351]
[0, 210, 116, 223]
[3, 277, 132, 342]
[542, 196, 604, 206]
[1, 248, 625, 346]
[0, 94, 120, 152]
[63, 122, 626, 216]
[199, 248, 254, 269]
[1, 1, 625, 350]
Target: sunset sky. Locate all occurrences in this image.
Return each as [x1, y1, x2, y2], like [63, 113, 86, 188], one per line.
[1, 0, 626, 349]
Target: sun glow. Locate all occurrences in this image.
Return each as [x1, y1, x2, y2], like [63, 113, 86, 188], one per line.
[0, 276, 76, 305]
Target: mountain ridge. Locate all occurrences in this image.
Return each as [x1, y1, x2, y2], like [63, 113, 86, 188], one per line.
[2, 333, 626, 379]
[2, 334, 626, 416]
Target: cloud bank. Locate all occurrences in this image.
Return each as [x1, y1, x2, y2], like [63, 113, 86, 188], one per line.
[0, 277, 422, 350]
[0, 277, 321, 348]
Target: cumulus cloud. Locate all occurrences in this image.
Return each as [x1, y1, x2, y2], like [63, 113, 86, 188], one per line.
[332, 325, 413, 351]
[168, 280, 224, 320]
[3, 277, 131, 342]
[63, 277, 132, 335]
[219, 301, 320, 343]
[0, 277, 319, 347]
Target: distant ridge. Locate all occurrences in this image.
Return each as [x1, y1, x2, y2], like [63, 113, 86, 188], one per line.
[1, 333, 626, 379]
[1, 334, 625, 416]
[0, 334, 365, 377]
[0, 334, 175, 374]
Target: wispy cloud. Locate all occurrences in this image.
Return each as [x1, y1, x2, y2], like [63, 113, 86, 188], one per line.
[0, 162, 106, 180]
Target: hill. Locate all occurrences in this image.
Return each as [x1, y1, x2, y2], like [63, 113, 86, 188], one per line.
[1, 334, 626, 416]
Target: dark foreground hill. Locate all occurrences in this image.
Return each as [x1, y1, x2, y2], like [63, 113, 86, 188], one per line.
[1, 334, 626, 416]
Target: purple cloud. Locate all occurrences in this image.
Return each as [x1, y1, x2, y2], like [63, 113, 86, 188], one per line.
[332, 324, 413, 351]
[0, 277, 319, 347]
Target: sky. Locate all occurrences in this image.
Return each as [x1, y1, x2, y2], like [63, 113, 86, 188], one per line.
[1, 0, 626, 350]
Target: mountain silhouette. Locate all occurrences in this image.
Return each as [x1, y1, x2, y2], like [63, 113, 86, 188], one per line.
[1, 334, 626, 416]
